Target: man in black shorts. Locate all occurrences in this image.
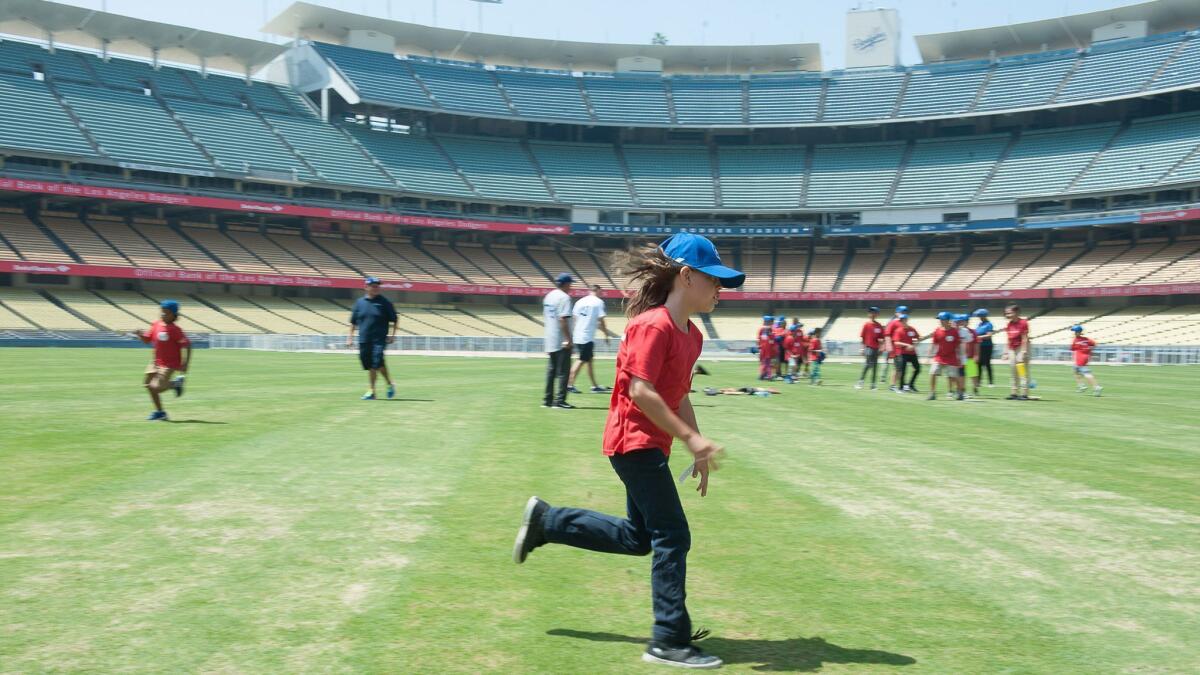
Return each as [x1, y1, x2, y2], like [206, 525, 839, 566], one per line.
[347, 276, 398, 400]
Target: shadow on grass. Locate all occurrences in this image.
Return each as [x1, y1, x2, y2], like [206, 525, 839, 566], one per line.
[547, 629, 915, 672]
[381, 398, 435, 402]
[168, 419, 228, 424]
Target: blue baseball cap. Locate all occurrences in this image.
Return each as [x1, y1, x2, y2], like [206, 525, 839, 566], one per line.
[774, 316, 786, 324]
[762, 314, 773, 322]
[1070, 325, 1083, 332]
[660, 232, 746, 288]
[973, 308, 989, 317]
[160, 299, 180, 314]
[897, 313, 909, 320]
[896, 305, 909, 313]
[364, 276, 381, 285]
[936, 311, 953, 321]
[954, 313, 969, 322]
[867, 306, 880, 313]
[555, 272, 573, 285]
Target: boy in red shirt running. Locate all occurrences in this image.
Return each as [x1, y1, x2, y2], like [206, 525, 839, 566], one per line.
[857, 306, 885, 390]
[928, 312, 964, 401]
[513, 232, 742, 670]
[807, 327, 825, 385]
[881, 304, 908, 389]
[1070, 325, 1103, 396]
[136, 299, 191, 421]
[1005, 304, 1032, 400]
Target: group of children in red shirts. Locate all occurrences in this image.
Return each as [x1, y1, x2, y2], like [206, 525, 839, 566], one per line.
[755, 315, 826, 385]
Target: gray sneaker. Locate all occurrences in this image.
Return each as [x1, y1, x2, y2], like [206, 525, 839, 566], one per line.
[512, 496, 549, 564]
[643, 640, 722, 669]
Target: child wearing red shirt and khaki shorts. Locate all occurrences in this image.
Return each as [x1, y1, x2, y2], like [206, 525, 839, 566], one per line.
[512, 233, 744, 670]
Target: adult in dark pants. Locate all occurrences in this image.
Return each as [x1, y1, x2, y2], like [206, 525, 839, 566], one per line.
[973, 308, 996, 389]
[543, 272, 574, 409]
[347, 276, 398, 400]
[514, 233, 744, 669]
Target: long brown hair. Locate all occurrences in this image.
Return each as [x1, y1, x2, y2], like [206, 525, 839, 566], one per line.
[612, 242, 681, 318]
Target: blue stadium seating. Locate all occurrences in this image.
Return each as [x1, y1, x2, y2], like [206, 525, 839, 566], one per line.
[806, 142, 905, 207]
[978, 124, 1119, 201]
[494, 69, 590, 121]
[1056, 34, 1185, 103]
[622, 145, 716, 207]
[972, 51, 1077, 112]
[0, 74, 94, 157]
[670, 76, 744, 125]
[1071, 113, 1200, 193]
[436, 135, 551, 202]
[717, 147, 804, 208]
[528, 141, 634, 205]
[747, 73, 821, 124]
[310, 42, 434, 110]
[821, 69, 904, 121]
[581, 75, 671, 124]
[408, 60, 512, 117]
[891, 135, 1009, 205]
[343, 126, 476, 198]
[897, 62, 989, 118]
[167, 98, 314, 180]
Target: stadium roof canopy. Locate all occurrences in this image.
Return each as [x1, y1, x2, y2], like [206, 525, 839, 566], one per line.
[916, 0, 1200, 62]
[263, 1, 821, 74]
[0, 0, 285, 75]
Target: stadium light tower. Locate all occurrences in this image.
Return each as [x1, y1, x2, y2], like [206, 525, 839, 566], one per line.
[469, 0, 502, 32]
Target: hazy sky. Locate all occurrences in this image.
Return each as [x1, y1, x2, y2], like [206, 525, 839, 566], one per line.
[55, 0, 1137, 68]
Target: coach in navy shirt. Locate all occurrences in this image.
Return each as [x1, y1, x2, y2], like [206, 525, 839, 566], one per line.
[347, 277, 399, 400]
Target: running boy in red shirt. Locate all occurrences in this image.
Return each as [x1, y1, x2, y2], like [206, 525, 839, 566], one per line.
[513, 232, 742, 670]
[136, 299, 191, 421]
[928, 312, 964, 401]
[1069, 325, 1103, 396]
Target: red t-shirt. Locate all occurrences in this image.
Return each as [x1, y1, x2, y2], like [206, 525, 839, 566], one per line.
[960, 327, 978, 359]
[603, 306, 703, 457]
[142, 320, 190, 369]
[890, 324, 918, 355]
[1007, 318, 1030, 350]
[931, 327, 961, 366]
[861, 320, 884, 349]
[1071, 336, 1095, 366]
[807, 337, 823, 360]
[756, 327, 773, 358]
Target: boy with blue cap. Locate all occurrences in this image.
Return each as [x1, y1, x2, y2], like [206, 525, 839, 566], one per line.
[515, 232, 742, 670]
[348, 277, 398, 400]
[882, 305, 909, 390]
[1070, 325, 1103, 396]
[755, 315, 774, 380]
[972, 309, 996, 388]
[135, 299, 191, 421]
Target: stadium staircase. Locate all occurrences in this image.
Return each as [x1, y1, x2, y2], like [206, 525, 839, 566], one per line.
[896, 247, 931, 290]
[490, 71, 521, 116]
[965, 64, 997, 113]
[767, 244, 779, 292]
[884, 141, 915, 205]
[38, 289, 107, 331]
[41, 78, 106, 157]
[520, 140, 560, 202]
[1047, 55, 1085, 104]
[26, 211, 81, 263]
[814, 78, 830, 120]
[189, 294, 269, 332]
[866, 244, 893, 290]
[708, 145, 724, 208]
[888, 71, 911, 117]
[427, 135, 481, 198]
[798, 145, 814, 206]
[663, 79, 679, 125]
[698, 313, 720, 340]
[1064, 121, 1130, 192]
[405, 61, 442, 109]
[573, 77, 600, 122]
[250, 104, 323, 181]
[174, 226, 231, 270]
[154, 91, 220, 169]
[1144, 39, 1190, 91]
[830, 245, 857, 292]
[971, 131, 1022, 201]
[612, 143, 642, 206]
[413, 239, 471, 282]
[930, 245, 973, 290]
[739, 80, 751, 125]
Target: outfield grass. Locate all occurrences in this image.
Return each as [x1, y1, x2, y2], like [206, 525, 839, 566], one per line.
[1, 348, 1197, 673]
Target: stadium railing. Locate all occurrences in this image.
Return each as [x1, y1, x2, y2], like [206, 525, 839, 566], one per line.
[205, 334, 1200, 365]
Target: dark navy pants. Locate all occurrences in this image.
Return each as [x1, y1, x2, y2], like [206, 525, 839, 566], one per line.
[541, 448, 692, 645]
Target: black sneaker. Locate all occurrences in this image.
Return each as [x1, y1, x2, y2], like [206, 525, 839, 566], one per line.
[554, 402, 575, 409]
[591, 385, 611, 393]
[643, 641, 722, 670]
[694, 364, 710, 376]
[1017, 394, 1030, 401]
[1006, 394, 1021, 400]
[956, 393, 965, 401]
[512, 496, 549, 564]
[172, 375, 185, 398]
[566, 385, 582, 394]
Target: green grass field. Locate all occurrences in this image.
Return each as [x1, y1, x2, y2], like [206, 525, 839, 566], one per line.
[1, 348, 1197, 673]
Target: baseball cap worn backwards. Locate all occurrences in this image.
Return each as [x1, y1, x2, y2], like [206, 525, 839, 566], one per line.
[660, 232, 746, 288]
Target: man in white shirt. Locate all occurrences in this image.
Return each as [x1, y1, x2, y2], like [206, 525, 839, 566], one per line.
[567, 284, 614, 394]
[542, 273, 574, 409]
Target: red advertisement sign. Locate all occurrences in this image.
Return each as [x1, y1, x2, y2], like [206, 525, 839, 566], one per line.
[3, 260, 1195, 300]
[0, 178, 568, 235]
[1137, 208, 1200, 224]
[1053, 282, 1200, 298]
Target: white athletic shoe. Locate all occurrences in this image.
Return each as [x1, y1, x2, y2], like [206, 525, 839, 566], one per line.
[854, 381, 863, 390]
[1094, 386, 1103, 397]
